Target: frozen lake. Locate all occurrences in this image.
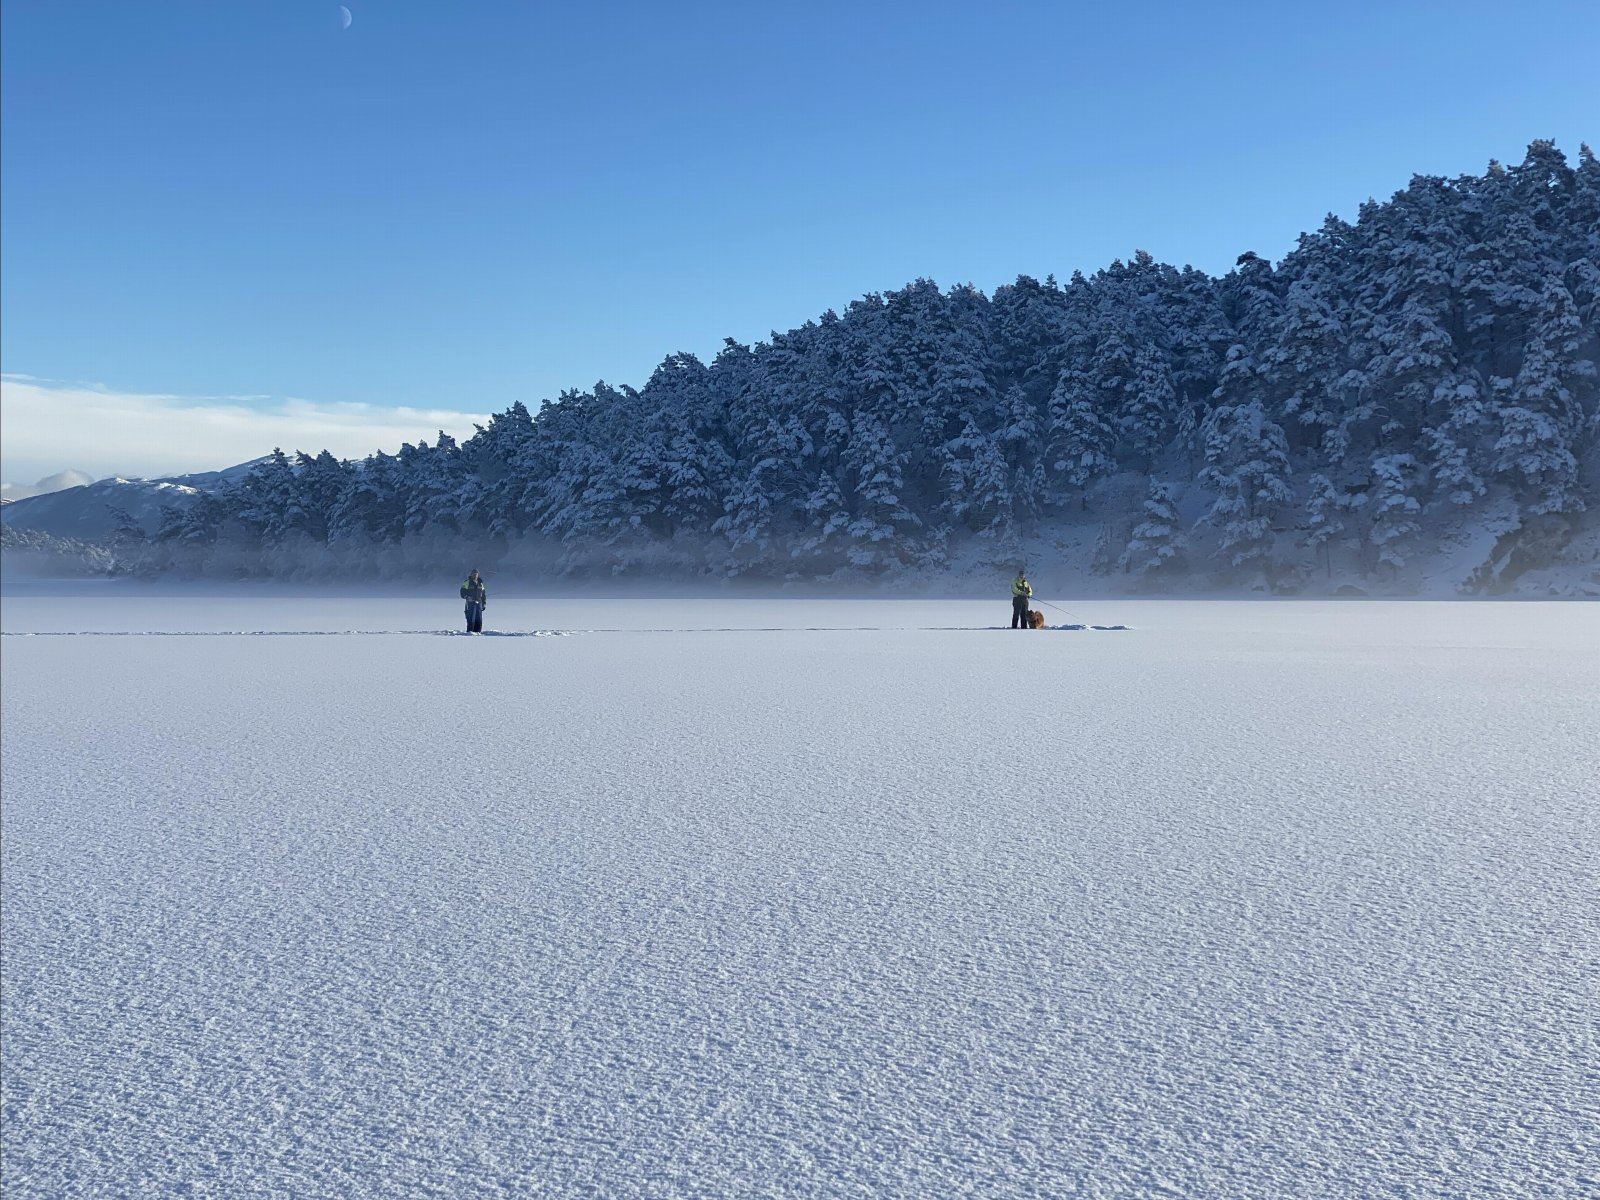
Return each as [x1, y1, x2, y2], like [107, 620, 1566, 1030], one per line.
[2, 595, 1597, 1197]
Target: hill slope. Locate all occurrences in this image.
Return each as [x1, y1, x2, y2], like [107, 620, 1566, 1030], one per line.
[88, 144, 1600, 593]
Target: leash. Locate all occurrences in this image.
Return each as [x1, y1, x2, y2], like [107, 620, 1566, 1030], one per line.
[1033, 597, 1094, 626]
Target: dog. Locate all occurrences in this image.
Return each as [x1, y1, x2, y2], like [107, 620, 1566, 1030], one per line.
[1027, 609, 1046, 629]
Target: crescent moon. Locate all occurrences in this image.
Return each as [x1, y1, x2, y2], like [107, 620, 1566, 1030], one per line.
[339, 6, 352, 30]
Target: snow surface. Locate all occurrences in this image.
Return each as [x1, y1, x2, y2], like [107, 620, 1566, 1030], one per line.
[2, 596, 1597, 1197]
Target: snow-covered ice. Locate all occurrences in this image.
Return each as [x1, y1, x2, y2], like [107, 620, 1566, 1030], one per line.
[2, 595, 1597, 1197]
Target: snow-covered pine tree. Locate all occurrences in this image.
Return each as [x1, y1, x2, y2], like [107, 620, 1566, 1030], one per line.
[1367, 453, 1423, 570]
[997, 384, 1045, 523]
[398, 434, 471, 537]
[328, 450, 405, 544]
[790, 470, 850, 572]
[105, 504, 147, 543]
[466, 401, 537, 539]
[233, 449, 299, 544]
[989, 275, 1068, 407]
[539, 443, 612, 543]
[1301, 473, 1346, 578]
[1118, 480, 1185, 579]
[1046, 366, 1117, 509]
[839, 413, 921, 570]
[1265, 278, 1346, 454]
[1493, 278, 1590, 514]
[941, 417, 1015, 541]
[295, 450, 352, 541]
[1165, 266, 1232, 467]
[1366, 298, 1456, 446]
[1200, 349, 1294, 580]
[663, 428, 732, 537]
[1121, 346, 1177, 466]
[1423, 412, 1488, 507]
[154, 493, 227, 572]
[1223, 251, 1280, 342]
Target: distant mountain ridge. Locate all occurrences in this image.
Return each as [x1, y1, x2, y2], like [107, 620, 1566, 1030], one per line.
[1, 460, 265, 541]
[0, 469, 96, 504]
[10, 143, 1600, 595]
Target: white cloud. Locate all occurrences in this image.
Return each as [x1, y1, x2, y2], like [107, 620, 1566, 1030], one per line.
[1, 376, 492, 485]
[1, 469, 97, 503]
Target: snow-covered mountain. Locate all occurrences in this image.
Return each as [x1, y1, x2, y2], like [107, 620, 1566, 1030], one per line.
[0, 459, 264, 541]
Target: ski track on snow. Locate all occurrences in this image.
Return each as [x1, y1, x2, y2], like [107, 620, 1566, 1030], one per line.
[2, 599, 1596, 1198]
[0, 624, 1128, 638]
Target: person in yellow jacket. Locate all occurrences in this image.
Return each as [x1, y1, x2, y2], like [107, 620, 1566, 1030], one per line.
[1010, 569, 1033, 629]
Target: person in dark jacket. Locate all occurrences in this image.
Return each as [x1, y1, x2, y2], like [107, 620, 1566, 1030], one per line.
[460, 570, 487, 633]
[1010, 569, 1033, 629]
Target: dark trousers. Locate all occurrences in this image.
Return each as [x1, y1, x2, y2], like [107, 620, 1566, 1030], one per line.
[464, 601, 484, 633]
[1012, 595, 1030, 628]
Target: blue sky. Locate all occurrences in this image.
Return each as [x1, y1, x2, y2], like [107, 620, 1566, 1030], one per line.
[2, 0, 1596, 483]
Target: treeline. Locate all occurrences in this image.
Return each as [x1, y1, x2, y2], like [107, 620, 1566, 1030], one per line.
[142, 142, 1599, 588]
[1, 524, 118, 576]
